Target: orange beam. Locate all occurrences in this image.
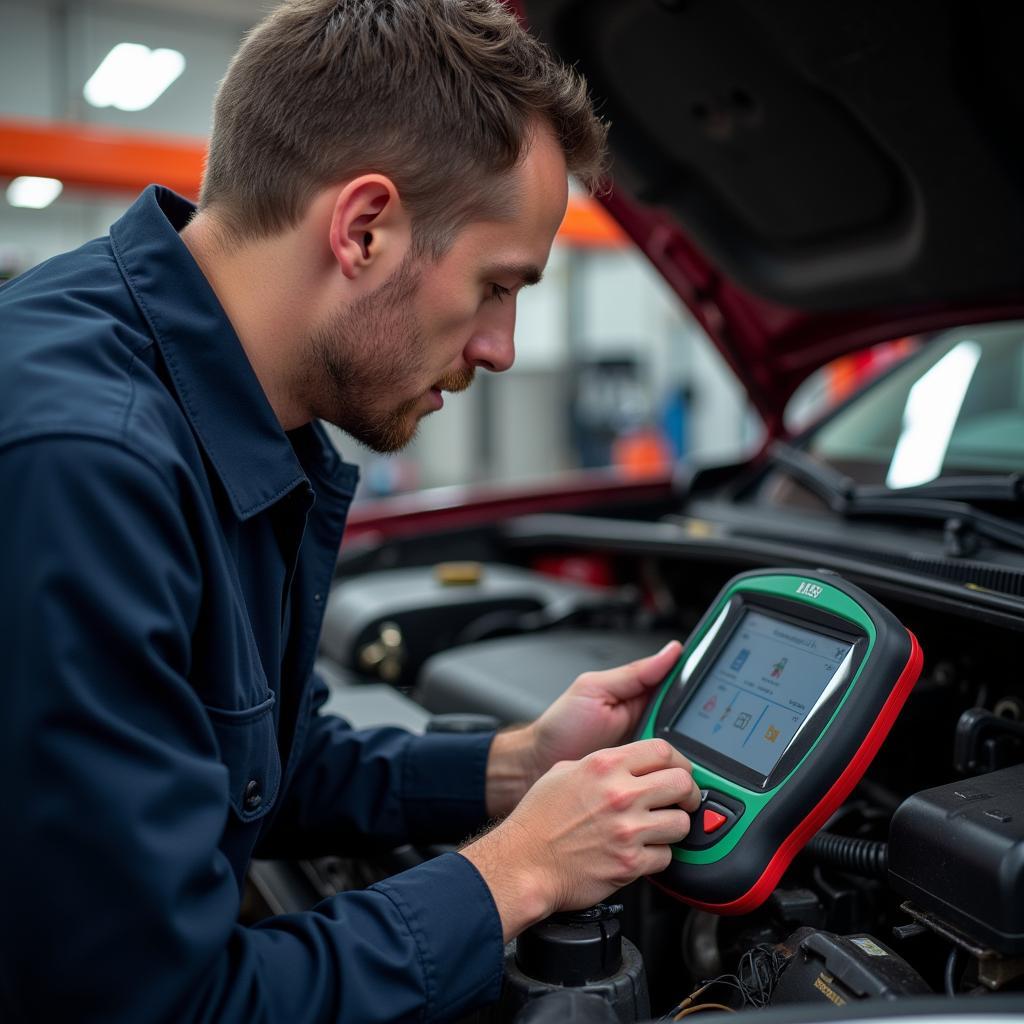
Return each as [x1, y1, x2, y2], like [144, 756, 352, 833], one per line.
[0, 117, 205, 200]
[0, 117, 626, 247]
[558, 192, 628, 248]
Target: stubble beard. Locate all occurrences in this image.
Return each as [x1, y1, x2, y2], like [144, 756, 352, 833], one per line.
[307, 254, 472, 453]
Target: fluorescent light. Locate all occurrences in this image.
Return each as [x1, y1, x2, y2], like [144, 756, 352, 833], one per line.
[84, 42, 185, 112]
[886, 340, 981, 488]
[6, 177, 64, 209]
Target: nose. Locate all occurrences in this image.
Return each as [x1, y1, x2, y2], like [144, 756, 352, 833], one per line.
[464, 321, 516, 374]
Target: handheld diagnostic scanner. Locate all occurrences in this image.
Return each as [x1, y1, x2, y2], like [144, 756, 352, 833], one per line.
[637, 568, 923, 914]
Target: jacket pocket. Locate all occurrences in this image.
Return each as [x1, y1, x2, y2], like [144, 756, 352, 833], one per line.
[204, 693, 282, 824]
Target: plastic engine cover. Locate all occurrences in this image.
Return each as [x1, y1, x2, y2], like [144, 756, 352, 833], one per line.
[888, 764, 1024, 954]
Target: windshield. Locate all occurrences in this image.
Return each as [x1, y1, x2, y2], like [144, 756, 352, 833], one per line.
[803, 322, 1024, 488]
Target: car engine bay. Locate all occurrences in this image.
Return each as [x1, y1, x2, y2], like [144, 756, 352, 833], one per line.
[247, 470, 1024, 1021]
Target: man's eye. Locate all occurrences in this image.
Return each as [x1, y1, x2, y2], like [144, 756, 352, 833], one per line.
[488, 283, 513, 303]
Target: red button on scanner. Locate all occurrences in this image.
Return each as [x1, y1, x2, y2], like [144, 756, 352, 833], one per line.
[702, 809, 728, 834]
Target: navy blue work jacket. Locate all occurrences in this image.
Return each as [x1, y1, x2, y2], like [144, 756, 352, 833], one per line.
[0, 187, 503, 1023]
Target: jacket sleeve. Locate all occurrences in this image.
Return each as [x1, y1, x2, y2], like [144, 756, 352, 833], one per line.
[0, 436, 504, 1024]
[255, 674, 496, 859]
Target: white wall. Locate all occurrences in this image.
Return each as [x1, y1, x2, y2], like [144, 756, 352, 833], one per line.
[1, 2, 58, 119]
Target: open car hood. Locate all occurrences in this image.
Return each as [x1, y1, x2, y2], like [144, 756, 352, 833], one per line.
[516, 0, 1024, 431]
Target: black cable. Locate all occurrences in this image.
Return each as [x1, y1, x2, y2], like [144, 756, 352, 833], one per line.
[804, 830, 888, 878]
[737, 944, 788, 1007]
[853, 778, 903, 815]
[664, 944, 789, 1018]
[944, 947, 961, 997]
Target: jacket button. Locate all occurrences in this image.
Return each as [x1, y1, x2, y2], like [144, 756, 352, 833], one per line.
[243, 780, 262, 811]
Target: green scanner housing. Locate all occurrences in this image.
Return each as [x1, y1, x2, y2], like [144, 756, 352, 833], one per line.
[637, 568, 922, 914]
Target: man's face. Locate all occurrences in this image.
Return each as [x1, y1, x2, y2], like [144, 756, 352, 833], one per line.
[307, 128, 570, 452]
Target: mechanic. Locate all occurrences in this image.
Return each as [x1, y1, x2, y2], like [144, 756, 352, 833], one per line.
[0, 2, 700, 1022]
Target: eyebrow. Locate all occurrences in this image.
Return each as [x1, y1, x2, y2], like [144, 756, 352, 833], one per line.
[486, 262, 544, 287]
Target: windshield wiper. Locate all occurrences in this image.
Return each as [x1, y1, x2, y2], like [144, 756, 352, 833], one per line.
[856, 474, 1024, 503]
[767, 441, 1024, 557]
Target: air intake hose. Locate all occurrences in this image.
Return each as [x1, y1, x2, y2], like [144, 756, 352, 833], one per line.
[805, 831, 888, 878]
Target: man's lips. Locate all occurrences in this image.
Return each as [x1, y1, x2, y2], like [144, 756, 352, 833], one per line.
[425, 369, 474, 411]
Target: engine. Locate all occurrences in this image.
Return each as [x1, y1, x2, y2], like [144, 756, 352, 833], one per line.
[249, 524, 1024, 1021]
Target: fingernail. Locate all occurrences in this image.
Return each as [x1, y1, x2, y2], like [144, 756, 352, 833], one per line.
[658, 640, 678, 656]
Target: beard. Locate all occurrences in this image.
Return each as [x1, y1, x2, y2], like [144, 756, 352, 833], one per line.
[306, 254, 474, 453]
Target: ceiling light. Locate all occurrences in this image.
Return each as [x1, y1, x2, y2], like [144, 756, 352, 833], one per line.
[6, 177, 64, 209]
[84, 43, 186, 112]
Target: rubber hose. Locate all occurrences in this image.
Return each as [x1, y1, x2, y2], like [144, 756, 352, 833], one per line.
[804, 831, 889, 878]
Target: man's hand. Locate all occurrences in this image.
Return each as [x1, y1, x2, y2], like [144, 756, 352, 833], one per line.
[485, 640, 684, 817]
[462, 738, 700, 941]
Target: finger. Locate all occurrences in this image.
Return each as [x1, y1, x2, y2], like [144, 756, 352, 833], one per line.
[574, 640, 683, 704]
[639, 843, 675, 878]
[639, 808, 692, 847]
[616, 737, 693, 776]
[635, 767, 701, 813]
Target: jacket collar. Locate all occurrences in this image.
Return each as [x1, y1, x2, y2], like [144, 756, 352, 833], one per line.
[110, 186, 356, 519]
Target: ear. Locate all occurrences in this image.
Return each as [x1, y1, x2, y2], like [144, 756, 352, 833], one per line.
[328, 175, 409, 280]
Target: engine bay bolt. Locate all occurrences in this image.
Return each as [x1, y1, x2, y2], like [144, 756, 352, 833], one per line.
[380, 622, 403, 648]
[993, 697, 1023, 721]
[357, 621, 405, 682]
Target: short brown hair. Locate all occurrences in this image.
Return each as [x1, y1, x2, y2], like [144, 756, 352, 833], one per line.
[200, 0, 608, 254]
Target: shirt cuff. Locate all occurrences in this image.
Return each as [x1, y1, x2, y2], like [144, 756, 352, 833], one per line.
[400, 730, 495, 842]
[371, 851, 504, 1022]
